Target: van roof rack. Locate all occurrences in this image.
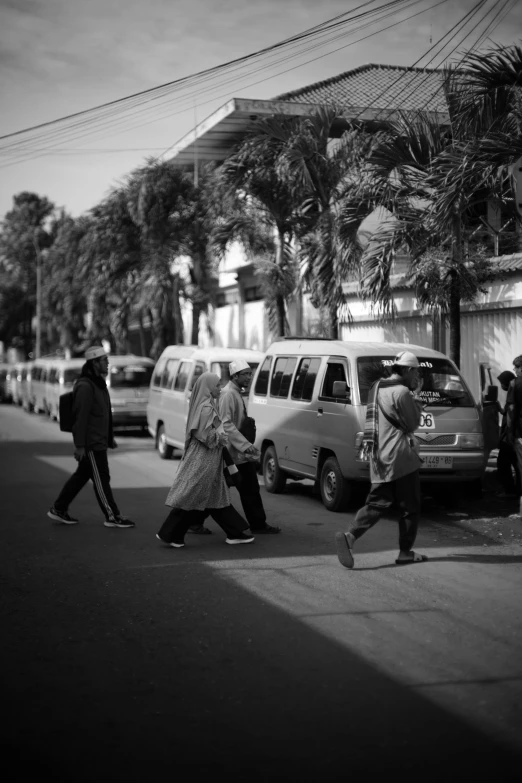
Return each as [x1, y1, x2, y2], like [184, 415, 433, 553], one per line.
[283, 336, 334, 341]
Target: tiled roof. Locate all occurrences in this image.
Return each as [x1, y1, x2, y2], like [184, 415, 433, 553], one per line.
[276, 64, 449, 115]
[492, 253, 522, 273]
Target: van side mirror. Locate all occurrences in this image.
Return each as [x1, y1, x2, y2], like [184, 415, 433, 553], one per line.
[332, 381, 351, 403]
[482, 385, 498, 404]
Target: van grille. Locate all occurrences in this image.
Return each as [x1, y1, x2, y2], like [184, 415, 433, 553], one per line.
[416, 433, 457, 446]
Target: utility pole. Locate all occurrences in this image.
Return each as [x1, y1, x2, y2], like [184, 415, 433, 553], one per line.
[193, 102, 198, 188]
[33, 235, 42, 359]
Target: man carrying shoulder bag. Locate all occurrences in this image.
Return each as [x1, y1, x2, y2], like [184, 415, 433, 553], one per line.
[219, 360, 281, 534]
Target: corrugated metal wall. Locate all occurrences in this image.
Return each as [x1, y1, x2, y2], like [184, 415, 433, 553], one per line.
[458, 308, 522, 400]
[341, 308, 522, 402]
[341, 317, 432, 347]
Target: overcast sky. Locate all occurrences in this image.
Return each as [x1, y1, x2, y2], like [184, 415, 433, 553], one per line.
[1, 0, 520, 219]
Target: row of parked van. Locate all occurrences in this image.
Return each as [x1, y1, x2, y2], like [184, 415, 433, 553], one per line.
[6, 340, 497, 512]
[9, 354, 155, 427]
[146, 340, 499, 512]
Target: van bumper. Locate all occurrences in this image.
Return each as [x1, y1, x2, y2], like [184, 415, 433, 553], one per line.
[111, 409, 148, 427]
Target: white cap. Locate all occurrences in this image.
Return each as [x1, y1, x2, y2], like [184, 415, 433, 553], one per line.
[229, 359, 251, 376]
[394, 350, 419, 368]
[85, 346, 107, 361]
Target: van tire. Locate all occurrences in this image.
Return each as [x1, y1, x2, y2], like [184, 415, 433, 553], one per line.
[320, 457, 350, 511]
[263, 445, 287, 494]
[157, 425, 174, 460]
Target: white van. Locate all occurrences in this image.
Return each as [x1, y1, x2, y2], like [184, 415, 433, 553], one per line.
[105, 354, 155, 428]
[147, 346, 264, 458]
[30, 359, 55, 415]
[45, 359, 84, 421]
[249, 339, 488, 511]
[41, 354, 154, 427]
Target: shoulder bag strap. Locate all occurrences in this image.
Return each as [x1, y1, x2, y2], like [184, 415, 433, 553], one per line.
[377, 395, 404, 431]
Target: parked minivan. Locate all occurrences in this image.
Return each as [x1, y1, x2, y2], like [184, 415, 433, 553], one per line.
[249, 338, 489, 511]
[45, 359, 84, 421]
[147, 346, 264, 458]
[105, 354, 155, 428]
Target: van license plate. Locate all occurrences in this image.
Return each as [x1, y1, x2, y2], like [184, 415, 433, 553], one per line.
[421, 456, 453, 469]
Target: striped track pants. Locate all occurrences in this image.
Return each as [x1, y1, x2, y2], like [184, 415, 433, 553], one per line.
[54, 449, 120, 522]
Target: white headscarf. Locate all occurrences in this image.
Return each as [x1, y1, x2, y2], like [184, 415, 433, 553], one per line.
[184, 372, 221, 452]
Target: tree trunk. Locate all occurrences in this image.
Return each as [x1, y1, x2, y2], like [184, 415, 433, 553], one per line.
[449, 215, 462, 367]
[275, 295, 286, 337]
[137, 310, 148, 357]
[191, 302, 201, 345]
[172, 273, 184, 345]
[329, 306, 338, 340]
[274, 229, 287, 337]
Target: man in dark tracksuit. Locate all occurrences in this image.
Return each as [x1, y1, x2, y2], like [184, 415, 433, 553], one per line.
[47, 346, 135, 528]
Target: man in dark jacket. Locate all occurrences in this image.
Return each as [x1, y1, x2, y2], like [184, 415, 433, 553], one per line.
[496, 370, 519, 497]
[47, 346, 135, 528]
[507, 355, 522, 516]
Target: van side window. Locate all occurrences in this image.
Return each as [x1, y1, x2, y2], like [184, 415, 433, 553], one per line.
[270, 357, 296, 398]
[320, 362, 349, 402]
[152, 359, 166, 387]
[189, 362, 206, 390]
[48, 368, 57, 384]
[254, 357, 272, 396]
[161, 359, 178, 389]
[174, 361, 191, 391]
[292, 357, 321, 401]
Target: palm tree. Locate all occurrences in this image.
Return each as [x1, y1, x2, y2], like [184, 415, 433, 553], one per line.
[218, 120, 303, 337]
[354, 97, 514, 366]
[42, 212, 89, 355]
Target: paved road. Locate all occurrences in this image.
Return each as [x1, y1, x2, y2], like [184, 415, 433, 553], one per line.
[1, 405, 521, 781]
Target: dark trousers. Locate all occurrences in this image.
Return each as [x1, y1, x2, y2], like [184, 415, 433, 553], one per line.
[159, 505, 248, 543]
[236, 461, 267, 531]
[347, 470, 421, 553]
[54, 449, 120, 522]
[497, 441, 521, 494]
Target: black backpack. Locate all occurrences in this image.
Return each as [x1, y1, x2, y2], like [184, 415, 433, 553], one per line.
[59, 378, 93, 433]
[59, 390, 75, 432]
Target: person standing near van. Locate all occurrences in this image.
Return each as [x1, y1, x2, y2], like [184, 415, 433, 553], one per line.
[496, 370, 519, 498]
[506, 355, 522, 516]
[156, 372, 254, 546]
[335, 351, 428, 568]
[47, 346, 135, 528]
[219, 360, 281, 534]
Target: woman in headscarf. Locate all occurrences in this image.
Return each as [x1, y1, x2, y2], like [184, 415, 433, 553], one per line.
[156, 372, 254, 547]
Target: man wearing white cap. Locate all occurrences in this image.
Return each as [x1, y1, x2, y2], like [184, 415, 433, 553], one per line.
[336, 350, 427, 567]
[218, 359, 281, 534]
[47, 346, 135, 529]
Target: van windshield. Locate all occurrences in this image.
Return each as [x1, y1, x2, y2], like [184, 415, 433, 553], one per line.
[357, 356, 474, 407]
[64, 368, 82, 384]
[109, 364, 153, 388]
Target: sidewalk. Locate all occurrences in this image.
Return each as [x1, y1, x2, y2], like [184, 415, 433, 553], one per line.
[423, 465, 522, 546]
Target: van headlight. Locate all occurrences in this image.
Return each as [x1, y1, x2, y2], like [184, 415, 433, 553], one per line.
[354, 432, 364, 449]
[459, 433, 483, 449]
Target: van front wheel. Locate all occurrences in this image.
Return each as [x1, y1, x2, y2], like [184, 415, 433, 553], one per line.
[157, 425, 174, 460]
[263, 445, 287, 494]
[320, 457, 350, 511]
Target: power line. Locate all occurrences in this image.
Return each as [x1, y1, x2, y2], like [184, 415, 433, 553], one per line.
[0, 0, 450, 168]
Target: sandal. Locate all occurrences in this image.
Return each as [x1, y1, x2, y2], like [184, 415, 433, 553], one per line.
[188, 526, 212, 535]
[395, 551, 428, 566]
